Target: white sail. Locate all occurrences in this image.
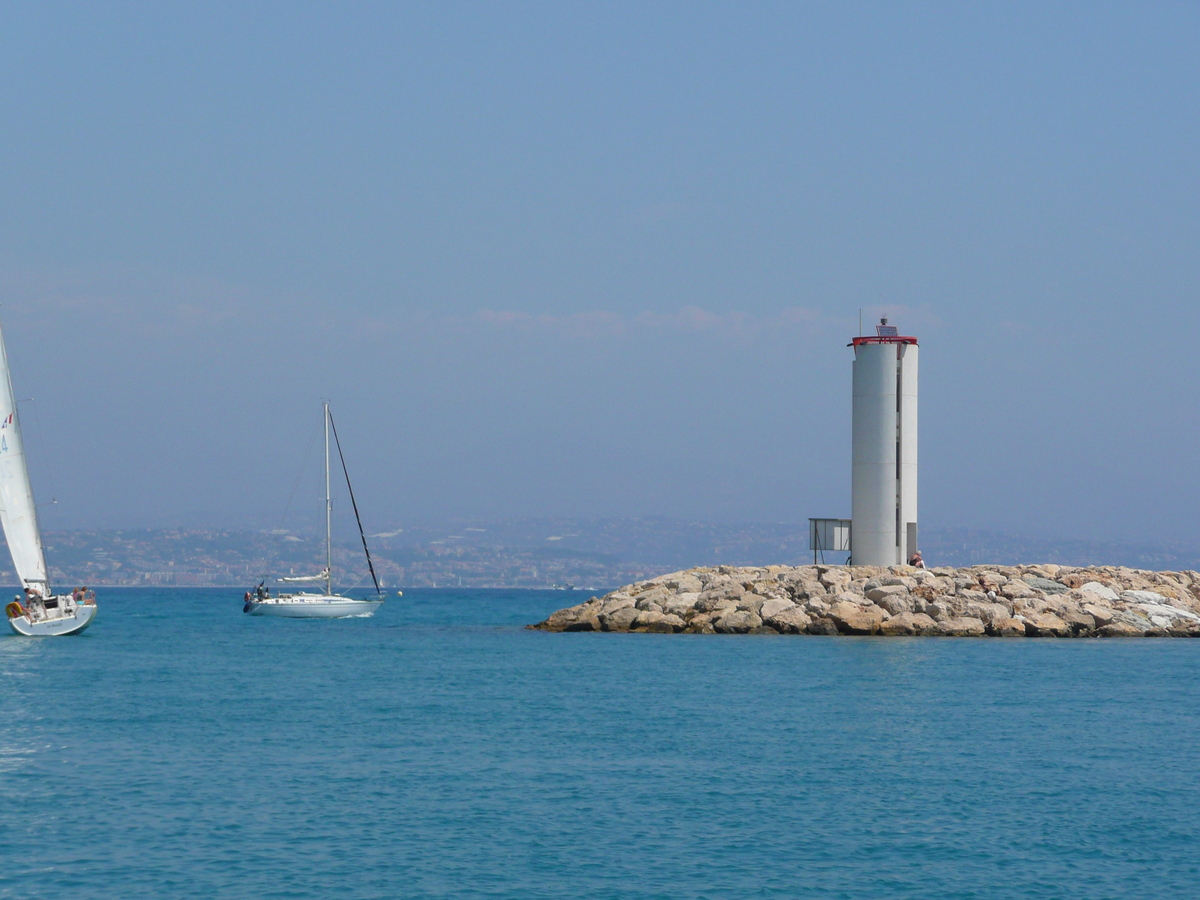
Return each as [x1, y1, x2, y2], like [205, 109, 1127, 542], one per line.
[0, 318, 46, 595]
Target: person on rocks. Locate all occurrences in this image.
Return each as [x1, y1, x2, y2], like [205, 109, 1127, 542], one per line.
[909, 550, 926, 568]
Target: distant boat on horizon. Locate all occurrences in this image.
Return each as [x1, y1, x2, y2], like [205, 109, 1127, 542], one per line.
[243, 402, 384, 619]
[0, 314, 98, 636]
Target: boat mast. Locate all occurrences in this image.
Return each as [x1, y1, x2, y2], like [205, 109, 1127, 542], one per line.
[324, 401, 332, 596]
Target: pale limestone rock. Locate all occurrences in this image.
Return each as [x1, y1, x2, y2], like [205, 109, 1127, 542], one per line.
[665, 574, 702, 593]
[874, 591, 914, 616]
[936, 617, 986, 636]
[1099, 621, 1143, 637]
[962, 600, 1011, 624]
[1060, 611, 1095, 634]
[880, 611, 938, 635]
[765, 607, 812, 634]
[804, 598, 831, 617]
[1023, 612, 1071, 637]
[1081, 604, 1115, 627]
[714, 609, 762, 634]
[1080, 582, 1120, 602]
[631, 610, 666, 629]
[600, 595, 635, 614]
[1001, 581, 1037, 599]
[737, 593, 768, 615]
[1110, 610, 1152, 632]
[866, 584, 911, 603]
[988, 617, 1027, 637]
[828, 600, 885, 635]
[600, 606, 639, 632]
[760, 597, 796, 620]
[662, 593, 700, 615]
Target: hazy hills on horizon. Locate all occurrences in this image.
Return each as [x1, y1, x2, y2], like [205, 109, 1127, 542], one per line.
[17, 518, 1200, 590]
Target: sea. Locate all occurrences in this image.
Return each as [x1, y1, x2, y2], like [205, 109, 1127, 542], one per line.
[2, 587, 1199, 899]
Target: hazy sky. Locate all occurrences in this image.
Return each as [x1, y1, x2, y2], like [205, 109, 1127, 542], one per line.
[1, 2, 1197, 542]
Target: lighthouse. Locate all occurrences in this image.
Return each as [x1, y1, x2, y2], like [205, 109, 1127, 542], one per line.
[850, 318, 918, 567]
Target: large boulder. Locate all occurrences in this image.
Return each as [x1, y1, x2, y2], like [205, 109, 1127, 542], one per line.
[1023, 575, 1069, 595]
[1098, 621, 1143, 637]
[1079, 582, 1120, 602]
[760, 597, 797, 620]
[713, 609, 763, 634]
[599, 606, 639, 632]
[988, 617, 1027, 637]
[872, 589, 915, 616]
[765, 606, 812, 634]
[879, 611, 938, 635]
[936, 616, 986, 636]
[828, 600, 885, 635]
[1023, 612, 1071, 637]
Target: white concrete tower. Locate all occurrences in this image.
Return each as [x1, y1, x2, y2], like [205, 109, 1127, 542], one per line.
[851, 319, 918, 567]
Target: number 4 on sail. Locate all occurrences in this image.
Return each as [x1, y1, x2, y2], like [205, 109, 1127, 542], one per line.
[0, 316, 98, 637]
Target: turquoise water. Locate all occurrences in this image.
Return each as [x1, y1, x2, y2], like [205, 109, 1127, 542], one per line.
[3, 588, 1200, 899]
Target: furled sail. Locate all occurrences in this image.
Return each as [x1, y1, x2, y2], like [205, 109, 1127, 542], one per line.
[279, 569, 329, 583]
[0, 319, 47, 595]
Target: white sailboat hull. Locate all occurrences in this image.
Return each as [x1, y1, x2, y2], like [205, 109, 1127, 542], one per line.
[8, 600, 98, 636]
[244, 594, 383, 619]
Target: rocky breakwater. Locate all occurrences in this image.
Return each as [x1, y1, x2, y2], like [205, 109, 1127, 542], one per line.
[530, 564, 1200, 637]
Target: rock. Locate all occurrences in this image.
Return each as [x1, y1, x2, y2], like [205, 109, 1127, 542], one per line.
[872, 590, 914, 616]
[714, 610, 762, 634]
[1098, 621, 1143, 637]
[631, 610, 666, 629]
[866, 584, 911, 603]
[1079, 582, 1119, 602]
[924, 600, 953, 622]
[807, 617, 840, 635]
[936, 616, 986, 636]
[1082, 604, 1115, 627]
[665, 574, 702, 592]
[599, 606, 639, 632]
[1121, 589, 1169, 605]
[1110, 610, 1153, 632]
[662, 593, 700, 615]
[541, 606, 588, 631]
[1023, 575, 1069, 595]
[737, 593, 768, 615]
[818, 568, 852, 592]
[828, 600, 885, 635]
[1060, 611, 1096, 635]
[879, 611, 938, 635]
[564, 617, 599, 632]
[962, 600, 1011, 624]
[804, 598, 831, 616]
[760, 597, 796, 619]
[1001, 581, 1036, 599]
[765, 606, 812, 634]
[651, 614, 685, 633]
[599, 595, 635, 614]
[987, 617, 1027, 637]
[1023, 612, 1071, 637]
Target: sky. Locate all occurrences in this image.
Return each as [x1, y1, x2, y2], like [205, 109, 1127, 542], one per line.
[0, 2, 1197, 542]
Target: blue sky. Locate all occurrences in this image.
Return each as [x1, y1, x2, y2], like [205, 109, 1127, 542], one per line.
[1, 2, 1197, 541]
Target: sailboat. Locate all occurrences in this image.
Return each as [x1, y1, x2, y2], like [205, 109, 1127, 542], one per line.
[0, 317, 98, 637]
[243, 402, 383, 619]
